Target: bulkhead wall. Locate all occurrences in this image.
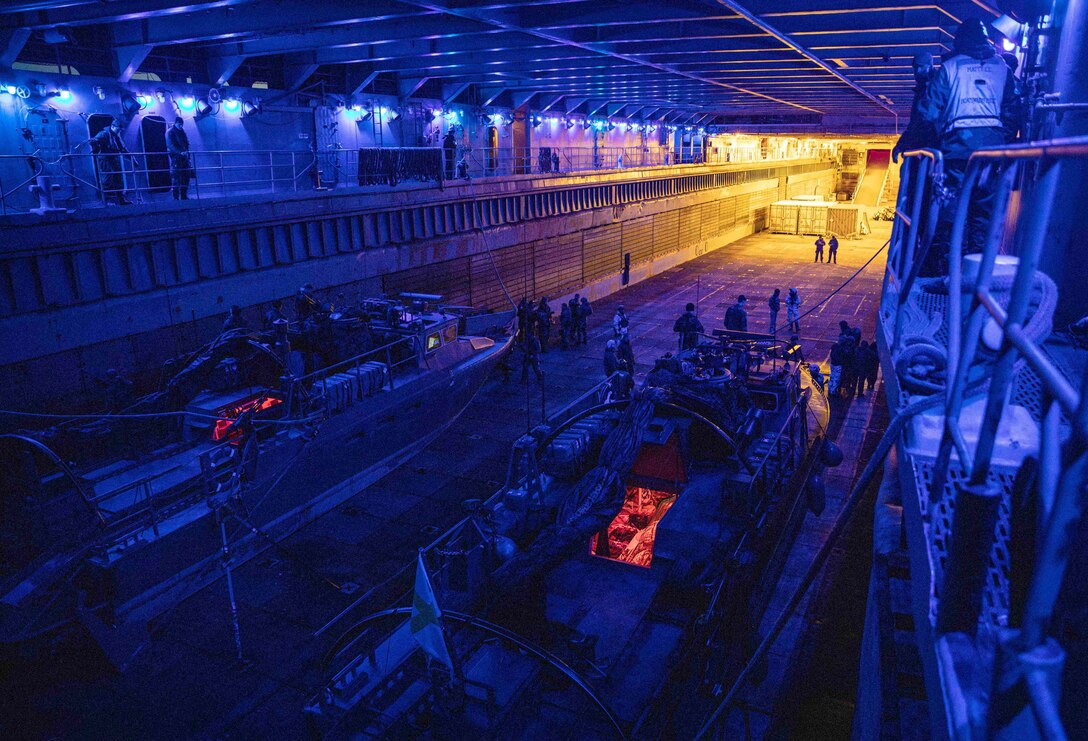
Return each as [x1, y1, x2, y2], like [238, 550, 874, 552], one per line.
[0, 160, 835, 411]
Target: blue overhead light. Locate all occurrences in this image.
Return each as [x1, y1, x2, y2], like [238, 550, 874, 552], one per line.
[54, 88, 72, 103]
[177, 96, 196, 110]
[3, 84, 16, 95]
[223, 98, 241, 113]
[136, 94, 154, 109]
[532, 114, 542, 127]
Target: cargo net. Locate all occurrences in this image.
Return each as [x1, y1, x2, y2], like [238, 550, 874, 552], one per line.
[912, 458, 1015, 627]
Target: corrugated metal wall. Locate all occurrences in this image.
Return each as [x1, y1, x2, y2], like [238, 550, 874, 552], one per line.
[381, 184, 784, 310]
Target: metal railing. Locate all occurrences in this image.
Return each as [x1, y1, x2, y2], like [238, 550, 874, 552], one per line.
[0, 148, 317, 214]
[884, 138, 1088, 739]
[288, 332, 427, 416]
[0, 143, 833, 216]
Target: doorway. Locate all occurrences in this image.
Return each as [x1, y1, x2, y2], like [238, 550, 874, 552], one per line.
[486, 125, 498, 173]
[140, 115, 171, 193]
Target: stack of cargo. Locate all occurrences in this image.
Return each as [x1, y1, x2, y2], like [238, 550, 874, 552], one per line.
[769, 198, 863, 236]
[317, 361, 389, 413]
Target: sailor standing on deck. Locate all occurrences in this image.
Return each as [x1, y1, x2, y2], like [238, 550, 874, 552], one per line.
[673, 302, 704, 351]
[166, 116, 194, 200]
[919, 18, 1017, 272]
[520, 332, 543, 384]
[786, 288, 802, 333]
[813, 236, 825, 263]
[559, 302, 572, 350]
[577, 297, 593, 345]
[724, 295, 748, 333]
[535, 297, 553, 352]
[612, 305, 629, 337]
[603, 340, 620, 377]
[768, 289, 781, 334]
[828, 235, 839, 264]
[91, 117, 131, 205]
[892, 53, 939, 163]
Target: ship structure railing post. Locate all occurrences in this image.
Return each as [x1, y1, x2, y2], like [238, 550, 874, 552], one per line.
[883, 136, 1088, 740]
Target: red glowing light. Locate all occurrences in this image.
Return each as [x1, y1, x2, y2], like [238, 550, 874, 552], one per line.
[212, 395, 282, 442]
[590, 487, 676, 568]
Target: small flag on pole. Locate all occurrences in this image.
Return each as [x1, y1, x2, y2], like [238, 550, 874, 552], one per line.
[410, 551, 454, 671]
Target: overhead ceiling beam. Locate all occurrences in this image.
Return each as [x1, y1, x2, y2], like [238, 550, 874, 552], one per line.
[442, 82, 472, 105]
[107, 0, 429, 48]
[316, 45, 595, 69]
[201, 16, 501, 58]
[0, 0, 254, 30]
[284, 61, 320, 91]
[0, 27, 30, 68]
[398, 76, 430, 99]
[538, 94, 565, 112]
[115, 44, 152, 84]
[208, 55, 246, 87]
[351, 71, 382, 98]
[512, 90, 537, 108]
[708, 0, 896, 117]
[479, 86, 506, 106]
[392, 0, 823, 115]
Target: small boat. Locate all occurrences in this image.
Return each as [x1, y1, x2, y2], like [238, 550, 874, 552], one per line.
[308, 336, 838, 739]
[0, 292, 513, 656]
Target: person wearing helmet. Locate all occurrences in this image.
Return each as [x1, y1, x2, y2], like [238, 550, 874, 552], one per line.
[920, 18, 1018, 273]
[891, 52, 939, 163]
[603, 339, 620, 377]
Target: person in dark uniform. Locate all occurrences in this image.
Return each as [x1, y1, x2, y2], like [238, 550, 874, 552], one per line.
[263, 299, 287, 330]
[891, 52, 939, 163]
[920, 18, 1017, 270]
[442, 127, 457, 181]
[724, 295, 748, 333]
[535, 297, 553, 352]
[577, 297, 593, 345]
[520, 333, 543, 384]
[767, 289, 781, 334]
[165, 116, 193, 200]
[91, 117, 131, 205]
[813, 236, 825, 263]
[828, 235, 839, 264]
[98, 368, 134, 412]
[617, 332, 634, 373]
[603, 340, 620, 377]
[673, 302, 704, 351]
[559, 302, 573, 350]
[222, 305, 248, 333]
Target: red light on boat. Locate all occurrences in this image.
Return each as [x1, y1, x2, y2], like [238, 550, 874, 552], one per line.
[212, 395, 282, 442]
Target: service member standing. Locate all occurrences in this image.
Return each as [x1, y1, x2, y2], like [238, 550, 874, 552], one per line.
[91, 118, 131, 205]
[166, 116, 194, 200]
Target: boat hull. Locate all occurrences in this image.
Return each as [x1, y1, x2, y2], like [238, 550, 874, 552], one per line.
[82, 336, 511, 627]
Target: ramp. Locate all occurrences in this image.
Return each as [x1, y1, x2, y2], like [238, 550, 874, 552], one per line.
[853, 149, 890, 207]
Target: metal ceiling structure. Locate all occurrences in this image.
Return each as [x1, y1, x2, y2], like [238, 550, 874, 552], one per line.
[0, 0, 1003, 123]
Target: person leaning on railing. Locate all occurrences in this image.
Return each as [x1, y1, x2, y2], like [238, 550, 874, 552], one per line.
[918, 18, 1019, 275]
[91, 117, 131, 205]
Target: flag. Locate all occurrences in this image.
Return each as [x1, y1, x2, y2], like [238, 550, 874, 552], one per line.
[410, 551, 454, 672]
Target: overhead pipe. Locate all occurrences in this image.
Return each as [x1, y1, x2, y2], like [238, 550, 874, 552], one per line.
[710, 0, 898, 118]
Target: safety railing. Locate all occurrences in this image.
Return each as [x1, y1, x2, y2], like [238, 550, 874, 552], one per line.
[0, 142, 834, 217]
[288, 332, 426, 415]
[883, 138, 1088, 739]
[0, 148, 317, 215]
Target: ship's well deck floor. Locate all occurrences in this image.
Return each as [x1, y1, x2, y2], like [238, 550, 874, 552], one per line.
[5, 223, 891, 740]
